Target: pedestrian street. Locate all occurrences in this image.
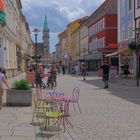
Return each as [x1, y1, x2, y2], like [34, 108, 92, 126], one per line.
[0, 73, 140, 140]
[39, 73, 140, 140]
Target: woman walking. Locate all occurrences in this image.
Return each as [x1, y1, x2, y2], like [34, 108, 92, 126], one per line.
[0, 67, 9, 110]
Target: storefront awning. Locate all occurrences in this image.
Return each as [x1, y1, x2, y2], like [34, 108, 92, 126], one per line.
[106, 47, 129, 57]
[106, 52, 118, 57]
[78, 52, 102, 61]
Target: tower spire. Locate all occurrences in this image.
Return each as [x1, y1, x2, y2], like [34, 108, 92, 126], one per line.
[43, 15, 49, 31]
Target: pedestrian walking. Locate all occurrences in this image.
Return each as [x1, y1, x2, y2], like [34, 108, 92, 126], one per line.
[100, 61, 110, 88]
[81, 64, 86, 76]
[62, 64, 66, 74]
[35, 70, 42, 88]
[74, 64, 80, 75]
[1, 67, 7, 78]
[47, 71, 54, 89]
[51, 66, 57, 87]
[0, 67, 9, 110]
[81, 64, 86, 80]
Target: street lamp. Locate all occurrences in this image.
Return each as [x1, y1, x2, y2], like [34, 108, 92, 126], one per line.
[135, 28, 140, 86]
[83, 47, 86, 80]
[32, 28, 40, 87]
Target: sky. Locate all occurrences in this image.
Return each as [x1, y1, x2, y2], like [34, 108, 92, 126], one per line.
[21, 0, 105, 52]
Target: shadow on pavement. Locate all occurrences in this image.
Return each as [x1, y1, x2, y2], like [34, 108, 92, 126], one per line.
[81, 78, 140, 106]
[36, 132, 55, 139]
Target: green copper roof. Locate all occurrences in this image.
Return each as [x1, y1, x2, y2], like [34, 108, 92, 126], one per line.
[43, 15, 49, 31]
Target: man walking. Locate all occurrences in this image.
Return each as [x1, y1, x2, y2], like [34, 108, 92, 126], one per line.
[100, 61, 110, 88]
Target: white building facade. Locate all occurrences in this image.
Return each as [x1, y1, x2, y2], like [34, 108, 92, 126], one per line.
[0, 0, 32, 77]
[135, 0, 140, 76]
[118, 0, 136, 76]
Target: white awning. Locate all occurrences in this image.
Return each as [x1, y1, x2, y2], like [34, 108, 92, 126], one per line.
[106, 52, 118, 57]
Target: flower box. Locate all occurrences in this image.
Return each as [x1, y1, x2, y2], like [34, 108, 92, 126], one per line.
[6, 79, 32, 106]
[6, 89, 32, 106]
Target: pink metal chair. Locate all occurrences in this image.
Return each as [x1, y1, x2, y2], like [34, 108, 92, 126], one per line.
[71, 87, 81, 113]
[63, 87, 81, 113]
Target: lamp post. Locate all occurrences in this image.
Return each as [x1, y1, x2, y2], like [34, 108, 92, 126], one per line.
[83, 47, 86, 80]
[32, 28, 40, 88]
[135, 28, 140, 86]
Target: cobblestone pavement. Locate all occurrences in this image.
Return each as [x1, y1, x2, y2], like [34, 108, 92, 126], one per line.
[0, 73, 43, 140]
[47, 73, 140, 140]
[0, 72, 140, 140]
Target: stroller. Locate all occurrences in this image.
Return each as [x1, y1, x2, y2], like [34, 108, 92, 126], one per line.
[47, 72, 54, 89]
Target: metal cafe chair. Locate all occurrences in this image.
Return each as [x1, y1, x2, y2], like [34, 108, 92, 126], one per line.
[32, 88, 51, 123]
[63, 87, 81, 113]
[43, 98, 66, 135]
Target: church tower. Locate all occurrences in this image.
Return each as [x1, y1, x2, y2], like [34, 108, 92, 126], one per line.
[43, 16, 50, 57]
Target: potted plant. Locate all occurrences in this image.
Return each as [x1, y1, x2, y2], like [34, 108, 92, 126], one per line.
[128, 41, 140, 53]
[128, 41, 137, 53]
[6, 79, 32, 106]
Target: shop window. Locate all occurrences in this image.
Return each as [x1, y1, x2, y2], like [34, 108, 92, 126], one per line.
[128, 0, 132, 11]
[137, 0, 140, 8]
[122, 29, 125, 40]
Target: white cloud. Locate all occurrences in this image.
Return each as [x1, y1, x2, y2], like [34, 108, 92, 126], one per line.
[20, 0, 105, 49]
[21, 0, 105, 21]
[52, 1, 86, 21]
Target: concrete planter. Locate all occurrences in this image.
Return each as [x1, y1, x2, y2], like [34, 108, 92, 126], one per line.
[6, 89, 32, 106]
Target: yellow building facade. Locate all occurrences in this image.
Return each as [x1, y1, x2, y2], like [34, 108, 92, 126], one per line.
[67, 20, 81, 60]
[58, 30, 68, 65]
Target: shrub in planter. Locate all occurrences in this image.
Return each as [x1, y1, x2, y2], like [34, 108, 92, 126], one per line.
[6, 79, 33, 106]
[13, 79, 32, 90]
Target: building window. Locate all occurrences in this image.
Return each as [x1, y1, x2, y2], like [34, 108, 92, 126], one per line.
[128, 25, 133, 39]
[122, 27, 125, 40]
[103, 18, 105, 29]
[102, 37, 105, 48]
[123, 30, 125, 39]
[138, 0, 140, 7]
[128, 0, 132, 11]
[121, 0, 125, 17]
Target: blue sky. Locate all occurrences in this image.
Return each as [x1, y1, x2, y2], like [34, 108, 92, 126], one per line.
[21, 0, 105, 52]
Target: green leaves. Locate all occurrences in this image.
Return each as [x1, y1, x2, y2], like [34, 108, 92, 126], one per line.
[13, 79, 32, 90]
[32, 55, 41, 62]
[128, 41, 140, 53]
[128, 41, 136, 51]
[0, 11, 6, 26]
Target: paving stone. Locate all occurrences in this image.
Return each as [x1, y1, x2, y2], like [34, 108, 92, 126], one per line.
[13, 130, 35, 137]
[0, 136, 36, 140]
[0, 129, 13, 136]
[1, 73, 140, 139]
